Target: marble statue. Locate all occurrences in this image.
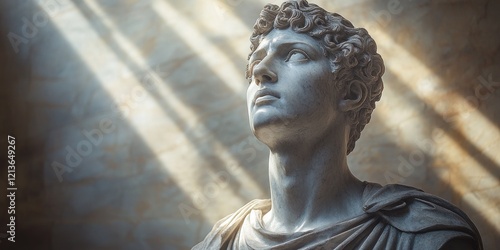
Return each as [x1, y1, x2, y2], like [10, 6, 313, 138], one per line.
[193, 0, 483, 249]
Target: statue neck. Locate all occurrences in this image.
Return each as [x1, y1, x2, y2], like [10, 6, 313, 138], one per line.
[262, 133, 365, 234]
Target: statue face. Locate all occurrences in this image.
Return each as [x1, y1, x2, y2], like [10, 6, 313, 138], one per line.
[247, 28, 342, 145]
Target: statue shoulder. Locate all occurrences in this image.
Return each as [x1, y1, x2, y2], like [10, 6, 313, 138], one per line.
[192, 199, 271, 250]
[362, 183, 483, 250]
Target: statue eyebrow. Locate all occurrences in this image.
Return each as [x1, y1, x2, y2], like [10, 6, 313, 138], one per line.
[275, 41, 317, 52]
[250, 41, 318, 61]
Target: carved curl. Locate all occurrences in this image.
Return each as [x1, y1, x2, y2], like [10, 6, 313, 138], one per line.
[246, 0, 385, 154]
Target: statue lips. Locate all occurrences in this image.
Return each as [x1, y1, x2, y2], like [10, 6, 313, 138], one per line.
[253, 89, 280, 106]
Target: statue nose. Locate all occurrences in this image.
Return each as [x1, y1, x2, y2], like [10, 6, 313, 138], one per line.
[253, 61, 278, 85]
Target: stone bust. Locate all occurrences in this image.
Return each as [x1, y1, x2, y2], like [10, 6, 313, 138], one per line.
[194, 0, 482, 249]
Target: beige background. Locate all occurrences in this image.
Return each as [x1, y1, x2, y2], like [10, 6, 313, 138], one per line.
[0, 0, 499, 249]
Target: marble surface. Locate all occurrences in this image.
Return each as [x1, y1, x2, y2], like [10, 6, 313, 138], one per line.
[0, 0, 498, 249]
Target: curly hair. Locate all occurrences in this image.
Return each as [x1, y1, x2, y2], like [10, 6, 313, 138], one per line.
[246, 0, 385, 154]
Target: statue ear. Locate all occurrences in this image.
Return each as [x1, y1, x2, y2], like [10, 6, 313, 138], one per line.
[339, 80, 367, 112]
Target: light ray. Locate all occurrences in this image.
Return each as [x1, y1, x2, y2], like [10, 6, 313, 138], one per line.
[153, 0, 247, 96]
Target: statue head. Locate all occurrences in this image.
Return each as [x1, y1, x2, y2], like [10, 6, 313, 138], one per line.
[246, 0, 385, 154]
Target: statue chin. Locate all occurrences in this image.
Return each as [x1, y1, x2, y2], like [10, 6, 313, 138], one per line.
[250, 112, 291, 141]
[250, 122, 287, 148]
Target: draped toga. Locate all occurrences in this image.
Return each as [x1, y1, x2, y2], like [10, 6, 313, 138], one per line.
[193, 182, 482, 250]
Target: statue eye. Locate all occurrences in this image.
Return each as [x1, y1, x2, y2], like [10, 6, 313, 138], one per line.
[286, 49, 309, 62]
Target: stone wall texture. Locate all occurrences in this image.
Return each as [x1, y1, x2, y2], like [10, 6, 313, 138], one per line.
[0, 0, 499, 249]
